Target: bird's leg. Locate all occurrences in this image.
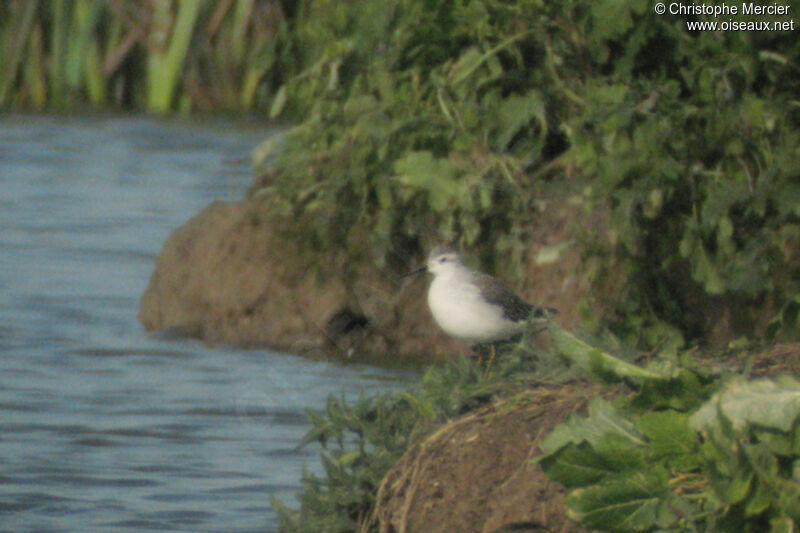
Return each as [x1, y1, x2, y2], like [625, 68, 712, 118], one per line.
[484, 344, 497, 375]
[470, 344, 484, 369]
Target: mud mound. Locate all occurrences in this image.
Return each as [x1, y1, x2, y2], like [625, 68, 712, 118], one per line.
[137, 200, 461, 360]
[363, 383, 602, 533]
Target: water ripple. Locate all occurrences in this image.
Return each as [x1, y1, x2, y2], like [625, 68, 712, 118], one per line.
[0, 115, 413, 532]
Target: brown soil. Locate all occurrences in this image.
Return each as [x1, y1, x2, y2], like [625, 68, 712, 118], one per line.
[138, 200, 463, 361]
[362, 382, 607, 533]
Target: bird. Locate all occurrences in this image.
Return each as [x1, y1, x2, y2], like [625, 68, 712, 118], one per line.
[406, 244, 555, 370]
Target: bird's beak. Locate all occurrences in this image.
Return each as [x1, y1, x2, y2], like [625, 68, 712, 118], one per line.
[403, 265, 427, 278]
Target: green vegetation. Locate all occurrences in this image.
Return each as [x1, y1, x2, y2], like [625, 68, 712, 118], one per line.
[0, 0, 291, 112]
[276, 325, 800, 532]
[273, 351, 537, 532]
[253, 0, 800, 348]
[539, 328, 800, 532]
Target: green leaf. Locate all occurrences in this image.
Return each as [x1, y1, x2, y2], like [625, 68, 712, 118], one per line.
[566, 468, 673, 531]
[769, 515, 795, 533]
[766, 294, 800, 341]
[394, 151, 461, 212]
[754, 427, 799, 456]
[691, 377, 800, 433]
[696, 245, 726, 295]
[549, 324, 672, 382]
[635, 410, 700, 470]
[540, 398, 644, 455]
[542, 442, 627, 487]
[745, 477, 773, 517]
[589, 0, 639, 41]
[496, 89, 546, 149]
[543, 434, 648, 488]
[269, 84, 288, 119]
[449, 46, 484, 85]
[715, 469, 753, 505]
[632, 369, 709, 411]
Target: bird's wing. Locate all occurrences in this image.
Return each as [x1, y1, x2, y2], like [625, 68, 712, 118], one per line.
[471, 271, 533, 322]
[472, 271, 557, 323]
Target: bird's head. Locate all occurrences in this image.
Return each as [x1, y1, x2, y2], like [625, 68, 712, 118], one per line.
[425, 244, 463, 276]
[403, 243, 463, 278]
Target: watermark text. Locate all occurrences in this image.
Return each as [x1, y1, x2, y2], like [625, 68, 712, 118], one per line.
[653, 2, 795, 31]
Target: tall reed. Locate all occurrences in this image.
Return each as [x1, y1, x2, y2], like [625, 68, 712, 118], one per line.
[0, 0, 290, 113]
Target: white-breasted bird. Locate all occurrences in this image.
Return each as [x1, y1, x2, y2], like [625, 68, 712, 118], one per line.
[407, 244, 555, 363]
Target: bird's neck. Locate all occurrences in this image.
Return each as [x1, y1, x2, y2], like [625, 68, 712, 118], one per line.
[434, 264, 471, 284]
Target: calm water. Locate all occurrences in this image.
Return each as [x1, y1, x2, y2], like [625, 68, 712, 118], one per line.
[0, 115, 411, 532]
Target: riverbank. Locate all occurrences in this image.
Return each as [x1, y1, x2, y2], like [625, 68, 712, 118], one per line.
[272, 333, 800, 532]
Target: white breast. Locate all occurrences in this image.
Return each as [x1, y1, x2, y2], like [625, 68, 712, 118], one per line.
[427, 270, 524, 344]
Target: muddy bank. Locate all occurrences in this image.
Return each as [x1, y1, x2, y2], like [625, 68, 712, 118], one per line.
[138, 196, 589, 361]
[138, 200, 454, 360]
[364, 382, 602, 533]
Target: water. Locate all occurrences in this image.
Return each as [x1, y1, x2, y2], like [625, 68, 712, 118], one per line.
[0, 115, 412, 532]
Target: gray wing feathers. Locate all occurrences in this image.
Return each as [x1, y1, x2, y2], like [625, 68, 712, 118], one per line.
[471, 272, 533, 322]
[471, 271, 556, 323]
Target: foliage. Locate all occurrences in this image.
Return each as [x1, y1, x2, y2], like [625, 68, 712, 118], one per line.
[549, 323, 679, 382]
[272, 351, 543, 532]
[539, 353, 800, 532]
[0, 0, 291, 112]
[566, 0, 800, 343]
[277, 317, 800, 532]
[254, 0, 800, 347]
[254, 0, 569, 272]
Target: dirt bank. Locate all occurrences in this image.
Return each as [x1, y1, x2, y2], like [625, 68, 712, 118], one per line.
[137, 196, 589, 362]
[363, 382, 604, 533]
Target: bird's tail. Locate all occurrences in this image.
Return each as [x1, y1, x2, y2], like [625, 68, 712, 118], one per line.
[529, 306, 557, 321]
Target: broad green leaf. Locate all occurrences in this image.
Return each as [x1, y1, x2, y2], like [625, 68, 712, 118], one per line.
[745, 478, 773, 517]
[549, 324, 671, 382]
[566, 468, 672, 531]
[691, 377, 800, 433]
[713, 470, 753, 505]
[635, 410, 700, 469]
[754, 427, 799, 456]
[590, 0, 636, 41]
[542, 436, 647, 489]
[776, 479, 800, 520]
[540, 398, 644, 455]
[541, 442, 624, 487]
[632, 369, 708, 411]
